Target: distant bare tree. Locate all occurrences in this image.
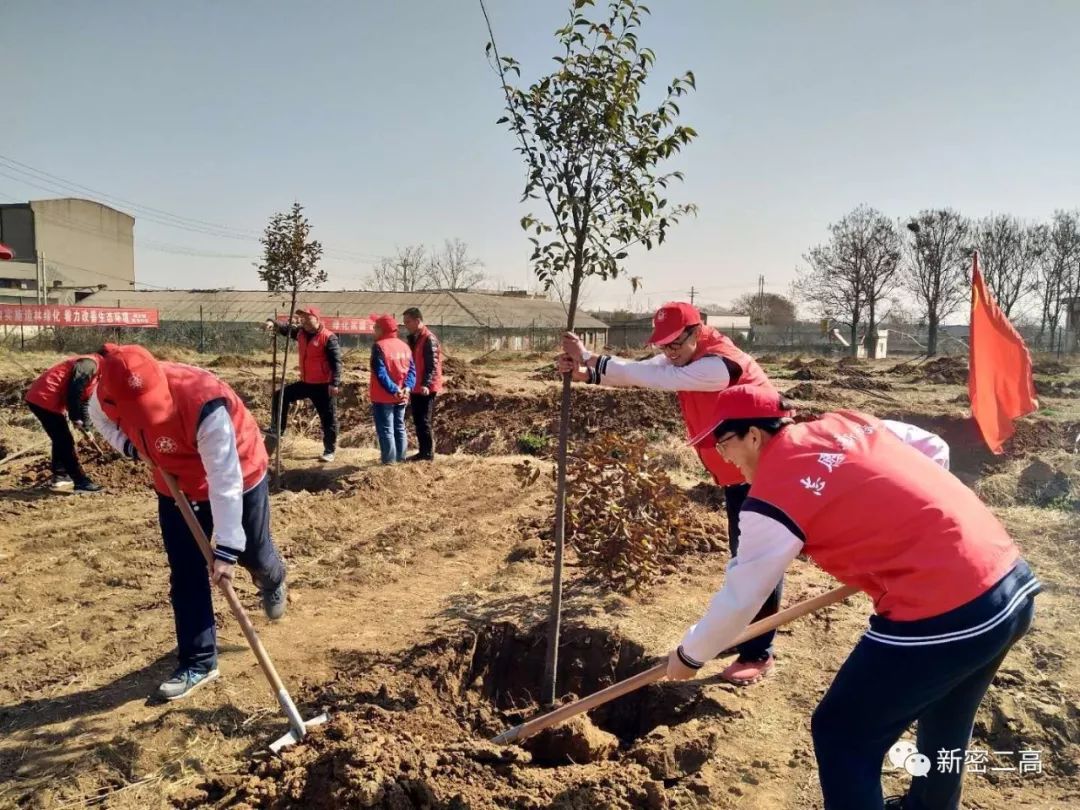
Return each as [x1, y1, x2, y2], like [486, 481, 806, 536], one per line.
[799, 205, 901, 357]
[730, 291, 796, 325]
[367, 244, 429, 292]
[971, 215, 1040, 318]
[428, 238, 486, 290]
[1034, 210, 1080, 350]
[903, 209, 971, 356]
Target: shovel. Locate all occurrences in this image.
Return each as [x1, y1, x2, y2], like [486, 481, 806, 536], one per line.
[158, 468, 327, 752]
[491, 584, 859, 745]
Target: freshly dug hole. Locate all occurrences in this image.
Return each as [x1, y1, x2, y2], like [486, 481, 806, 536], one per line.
[184, 623, 733, 808]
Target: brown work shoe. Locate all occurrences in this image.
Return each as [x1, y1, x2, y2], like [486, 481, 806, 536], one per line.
[719, 655, 774, 686]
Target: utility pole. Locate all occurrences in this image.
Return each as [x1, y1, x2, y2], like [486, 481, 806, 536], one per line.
[689, 286, 696, 305]
[757, 275, 765, 323]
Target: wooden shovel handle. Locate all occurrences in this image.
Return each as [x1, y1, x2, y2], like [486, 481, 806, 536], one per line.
[492, 583, 860, 745]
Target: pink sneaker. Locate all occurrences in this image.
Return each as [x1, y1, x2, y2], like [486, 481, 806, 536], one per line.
[719, 655, 774, 686]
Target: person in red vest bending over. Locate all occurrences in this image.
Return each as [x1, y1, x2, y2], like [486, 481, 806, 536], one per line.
[263, 305, 343, 463]
[25, 352, 104, 493]
[664, 385, 1039, 810]
[370, 315, 415, 465]
[88, 344, 289, 702]
[558, 301, 780, 686]
[402, 306, 442, 462]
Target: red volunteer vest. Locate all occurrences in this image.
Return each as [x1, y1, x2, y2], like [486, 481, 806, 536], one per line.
[298, 327, 334, 384]
[370, 337, 413, 404]
[26, 355, 99, 414]
[677, 327, 771, 486]
[411, 327, 443, 394]
[749, 411, 1019, 620]
[102, 363, 267, 501]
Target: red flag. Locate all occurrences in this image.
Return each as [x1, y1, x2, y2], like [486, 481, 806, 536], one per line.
[968, 251, 1038, 453]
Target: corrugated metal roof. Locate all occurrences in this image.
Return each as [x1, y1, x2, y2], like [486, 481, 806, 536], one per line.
[77, 289, 608, 330]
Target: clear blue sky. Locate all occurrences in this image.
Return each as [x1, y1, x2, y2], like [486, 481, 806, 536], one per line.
[2, 0, 1077, 311]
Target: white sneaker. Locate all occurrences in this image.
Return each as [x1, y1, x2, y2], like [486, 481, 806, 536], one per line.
[319, 451, 335, 463]
[49, 476, 74, 492]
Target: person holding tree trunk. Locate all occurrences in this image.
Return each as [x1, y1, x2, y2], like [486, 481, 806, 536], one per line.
[263, 305, 342, 463]
[557, 301, 781, 686]
[402, 307, 442, 462]
[25, 352, 105, 493]
[369, 315, 415, 465]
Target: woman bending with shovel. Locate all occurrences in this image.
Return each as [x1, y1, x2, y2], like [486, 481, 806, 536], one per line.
[665, 385, 1039, 810]
[88, 344, 289, 702]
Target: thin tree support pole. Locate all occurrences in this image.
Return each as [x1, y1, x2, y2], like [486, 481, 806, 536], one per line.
[274, 293, 297, 484]
[543, 270, 583, 707]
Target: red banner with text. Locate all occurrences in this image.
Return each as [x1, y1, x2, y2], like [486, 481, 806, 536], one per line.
[276, 314, 375, 334]
[0, 304, 160, 328]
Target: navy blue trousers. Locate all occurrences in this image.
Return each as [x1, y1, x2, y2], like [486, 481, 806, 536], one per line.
[724, 483, 783, 661]
[158, 474, 286, 673]
[812, 561, 1039, 810]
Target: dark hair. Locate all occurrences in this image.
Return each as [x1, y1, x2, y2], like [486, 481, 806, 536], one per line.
[403, 307, 423, 320]
[712, 397, 794, 440]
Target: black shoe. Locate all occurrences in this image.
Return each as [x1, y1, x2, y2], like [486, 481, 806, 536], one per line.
[884, 797, 907, 809]
[261, 579, 287, 621]
[74, 480, 103, 493]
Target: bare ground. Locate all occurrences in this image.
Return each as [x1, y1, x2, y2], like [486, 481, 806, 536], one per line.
[0, 349, 1078, 809]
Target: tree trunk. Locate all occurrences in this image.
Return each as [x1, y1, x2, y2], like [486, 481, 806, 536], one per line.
[927, 313, 940, 357]
[848, 320, 859, 358]
[543, 265, 583, 707]
[274, 291, 297, 485]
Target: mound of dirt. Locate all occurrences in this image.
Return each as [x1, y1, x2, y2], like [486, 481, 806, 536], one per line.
[1033, 360, 1070, 376]
[443, 356, 490, 391]
[208, 354, 273, 368]
[181, 622, 732, 809]
[835, 375, 894, 392]
[783, 383, 817, 400]
[1035, 379, 1080, 399]
[791, 367, 828, 381]
[785, 356, 831, 372]
[919, 356, 968, 385]
[0, 379, 26, 408]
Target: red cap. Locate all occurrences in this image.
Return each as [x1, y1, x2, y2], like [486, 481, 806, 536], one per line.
[647, 301, 702, 345]
[374, 314, 398, 334]
[688, 385, 794, 447]
[98, 343, 174, 426]
[295, 305, 322, 318]
[0, 242, 13, 261]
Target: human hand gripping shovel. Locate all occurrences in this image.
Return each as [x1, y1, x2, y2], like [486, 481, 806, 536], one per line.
[157, 468, 327, 752]
[491, 584, 859, 745]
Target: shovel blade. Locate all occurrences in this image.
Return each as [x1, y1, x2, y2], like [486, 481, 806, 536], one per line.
[269, 712, 329, 753]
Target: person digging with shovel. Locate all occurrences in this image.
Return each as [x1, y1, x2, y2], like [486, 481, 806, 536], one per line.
[664, 384, 1040, 810]
[88, 344, 289, 702]
[558, 301, 782, 686]
[24, 352, 105, 493]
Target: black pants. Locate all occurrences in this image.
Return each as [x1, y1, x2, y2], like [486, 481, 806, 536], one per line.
[272, 381, 337, 453]
[410, 392, 437, 459]
[723, 482, 783, 661]
[812, 562, 1038, 810]
[158, 474, 286, 673]
[27, 402, 87, 484]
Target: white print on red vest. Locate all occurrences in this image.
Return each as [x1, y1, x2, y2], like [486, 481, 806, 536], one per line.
[155, 436, 178, 454]
[817, 452, 846, 472]
[886, 739, 1043, 777]
[800, 476, 826, 496]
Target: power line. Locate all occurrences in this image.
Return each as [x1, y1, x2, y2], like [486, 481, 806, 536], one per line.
[0, 156, 384, 262]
